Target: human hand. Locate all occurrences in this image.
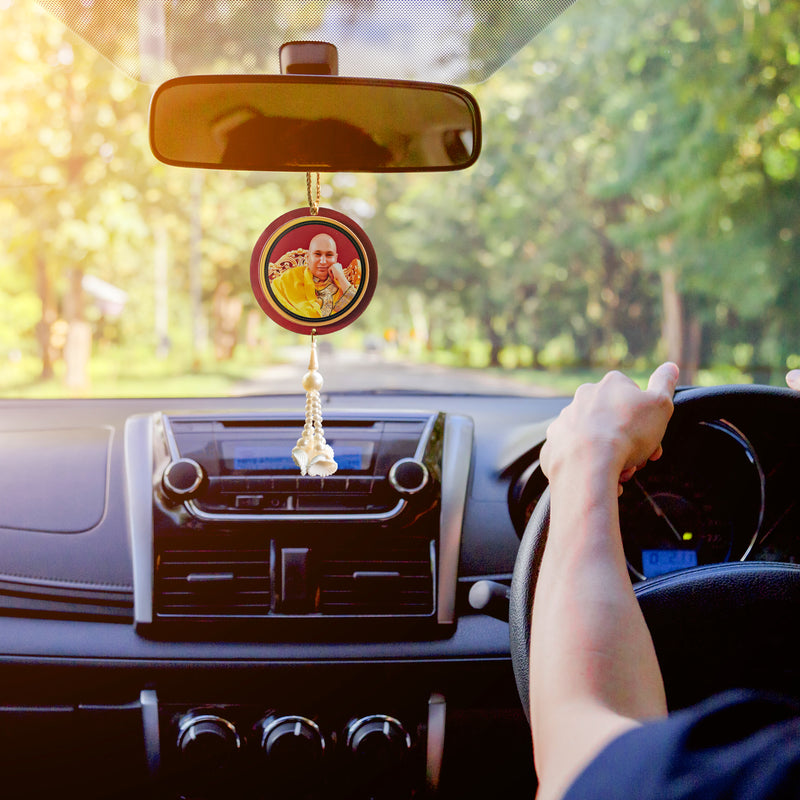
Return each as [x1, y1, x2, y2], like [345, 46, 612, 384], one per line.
[540, 363, 680, 495]
[327, 262, 351, 292]
[787, 370, 800, 391]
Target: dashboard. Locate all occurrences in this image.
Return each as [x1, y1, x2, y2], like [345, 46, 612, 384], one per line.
[1, 386, 799, 798]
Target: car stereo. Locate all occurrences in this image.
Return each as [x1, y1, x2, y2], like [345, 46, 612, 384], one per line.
[159, 413, 435, 519]
[126, 410, 473, 636]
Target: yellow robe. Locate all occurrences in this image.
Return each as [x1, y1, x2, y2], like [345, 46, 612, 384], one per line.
[270, 265, 354, 318]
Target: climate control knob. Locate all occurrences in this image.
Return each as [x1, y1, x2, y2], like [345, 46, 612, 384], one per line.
[388, 458, 429, 496]
[258, 715, 325, 766]
[176, 713, 241, 768]
[346, 714, 411, 773]
[162, 458, 206, 501]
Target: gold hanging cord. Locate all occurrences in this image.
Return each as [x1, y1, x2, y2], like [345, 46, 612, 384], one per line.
[306, 172, 320, 215]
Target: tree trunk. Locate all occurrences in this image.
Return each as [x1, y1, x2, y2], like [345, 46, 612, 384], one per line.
[63, 267, 91, 393]
[660, 268, 683, 366]
[154, 224, 170, 358]
[35, 251, 56, 380]
[660, 268, 700, 383]
[488, 334, 503, 367]
[212, 281, 243, 361]
[481, 310, 504, 367]
[406, 291, 429, 359]
[189, 170, 205, 362]
[684, 313, 702, 383]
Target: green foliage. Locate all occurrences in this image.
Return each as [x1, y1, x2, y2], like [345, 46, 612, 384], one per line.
[1, 0, 799, 395]
[376, 0, 799, 374]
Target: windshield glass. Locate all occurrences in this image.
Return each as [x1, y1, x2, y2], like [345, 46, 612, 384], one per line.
[2, 0, 798, 398]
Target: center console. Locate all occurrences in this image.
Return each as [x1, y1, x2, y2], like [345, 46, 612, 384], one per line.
[121, 408, 474, 798]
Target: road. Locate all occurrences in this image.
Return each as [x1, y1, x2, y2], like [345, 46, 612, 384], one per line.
[233, 347, 560, 397]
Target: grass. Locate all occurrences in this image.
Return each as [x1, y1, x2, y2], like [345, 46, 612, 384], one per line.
[0, 344, 789, 400]
[0, 348, 270, 398]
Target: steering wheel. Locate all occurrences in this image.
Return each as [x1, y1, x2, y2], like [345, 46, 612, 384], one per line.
[509, 384, 800, 721]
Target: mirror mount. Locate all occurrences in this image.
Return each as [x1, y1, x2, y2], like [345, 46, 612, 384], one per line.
[279, 41, 339, 76]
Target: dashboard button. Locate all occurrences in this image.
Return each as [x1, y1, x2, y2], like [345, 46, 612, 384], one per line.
[273, 476, 300, 493]
[347, 477, 373, 493]
[297, 477, 324, 493]
[264, 494, 290, 510]
[234, 494, 263, 509]
[246, 476, 274, 492]
[323, 475, 349, 492]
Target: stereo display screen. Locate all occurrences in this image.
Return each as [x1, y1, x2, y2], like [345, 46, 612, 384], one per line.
[225, 442, 374, 473]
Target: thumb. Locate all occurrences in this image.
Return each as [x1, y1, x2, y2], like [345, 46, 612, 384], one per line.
[647, 362, 679, 399]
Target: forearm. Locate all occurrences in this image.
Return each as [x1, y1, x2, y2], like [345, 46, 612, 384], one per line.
[531, 460, 666, 799]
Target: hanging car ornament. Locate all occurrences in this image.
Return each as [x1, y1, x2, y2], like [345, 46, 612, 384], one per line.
[250, 173, 378, 476]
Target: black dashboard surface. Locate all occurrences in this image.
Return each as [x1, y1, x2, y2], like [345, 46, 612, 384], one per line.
[2, 387, 799, 799]
[0, 391, 561, 800]
[0, 392, 563, 621]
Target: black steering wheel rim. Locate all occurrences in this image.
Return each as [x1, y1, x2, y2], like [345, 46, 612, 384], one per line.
[509, 384, 800, 721]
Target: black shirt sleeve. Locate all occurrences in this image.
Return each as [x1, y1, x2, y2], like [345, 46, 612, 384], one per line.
[563, 691, 800, 800]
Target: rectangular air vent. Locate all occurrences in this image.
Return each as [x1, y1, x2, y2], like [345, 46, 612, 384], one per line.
[318, 539, 435, 617]
[154, 537, 435, 620]
[156, 546, 270, 617]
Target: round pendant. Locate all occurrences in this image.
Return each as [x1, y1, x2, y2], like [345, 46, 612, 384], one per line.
[250, 207, 377, 335]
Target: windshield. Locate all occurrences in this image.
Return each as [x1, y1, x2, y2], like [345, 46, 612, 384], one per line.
[2, 0, 798, 398]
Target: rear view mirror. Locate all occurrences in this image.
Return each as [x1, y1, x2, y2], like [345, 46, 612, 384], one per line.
[149, 75, 481, 173]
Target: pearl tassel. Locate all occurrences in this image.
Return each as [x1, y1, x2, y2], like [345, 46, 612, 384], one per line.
[292, 332, 337, 476]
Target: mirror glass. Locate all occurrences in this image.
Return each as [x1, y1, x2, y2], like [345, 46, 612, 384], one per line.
[149, 76, 480, 172]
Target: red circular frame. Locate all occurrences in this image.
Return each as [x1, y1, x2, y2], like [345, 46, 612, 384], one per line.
[250, 207, 378, 335]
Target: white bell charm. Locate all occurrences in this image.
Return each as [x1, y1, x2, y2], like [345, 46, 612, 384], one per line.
[292, 333, 337, 477]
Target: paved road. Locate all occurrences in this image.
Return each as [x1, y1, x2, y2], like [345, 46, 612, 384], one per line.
[233, 347, 561, 397]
